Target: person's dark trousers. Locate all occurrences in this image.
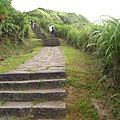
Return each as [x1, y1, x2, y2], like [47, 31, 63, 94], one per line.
[51, 31, 54, 38]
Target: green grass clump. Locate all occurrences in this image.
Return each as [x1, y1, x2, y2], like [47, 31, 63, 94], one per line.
[1, 100, 7, 105]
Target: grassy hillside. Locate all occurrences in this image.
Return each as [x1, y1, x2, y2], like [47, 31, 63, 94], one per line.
[26, 8, 90, 25]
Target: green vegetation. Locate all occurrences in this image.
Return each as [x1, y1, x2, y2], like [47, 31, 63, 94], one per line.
[0, 0, 12, 18]
[45, 66, 50, 70]
[0, 3, 29, 43]
[1, 100, 7, 105]
[0, 2, 120, 119]
[32, 100, 44, 105]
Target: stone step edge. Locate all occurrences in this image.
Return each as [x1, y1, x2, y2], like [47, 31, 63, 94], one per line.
[0, 79, 65, 90]
[0, 88, 65, 93]
[0, 89, 66, 101]
[42, 42, 60, 45]
[0, 101, 66, 119]
[42, 45, 60, 47]
[0, 78, 65, 82]
[0, 71, 66, 80]
[0, 101, 66, 108]
[0, 116, 66, 120]
[42, 41, 60, 43]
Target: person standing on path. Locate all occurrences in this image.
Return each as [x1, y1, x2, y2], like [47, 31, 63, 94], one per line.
[49, 23, 55, 39]
[30, 20, 34, 28]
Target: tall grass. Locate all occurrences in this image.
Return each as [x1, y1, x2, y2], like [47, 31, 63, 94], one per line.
[85, 16, 120, 85]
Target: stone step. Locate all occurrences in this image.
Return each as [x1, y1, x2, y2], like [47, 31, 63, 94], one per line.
[33, 29, 41, 33]
[40, 33, 47, 39]
[33, 31, 41, 34]
[32, 24, 46, 39]
[42, 43, 60, 46]
[42, 41, 60, 44]
[42, 39, 59, 42]
[0, 89, 65, 102]
[0, 118, 66, 120]
[42, 44, 60, 47]
[34, 33, 41, 38]
[42, 39, 60, 46]
[42, 41, 60, 43]
[0, 71, 66, 80]
[44, 38, 59, 41]
[0, 101, 66, 119]
[35, 34, 41, 38]
[38, 119, 66, 120]
[0, 79, 65, 90]
[33, 30, 47, 39]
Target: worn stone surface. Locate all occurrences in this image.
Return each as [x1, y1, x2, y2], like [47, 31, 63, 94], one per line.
[4, 47, 65, 73]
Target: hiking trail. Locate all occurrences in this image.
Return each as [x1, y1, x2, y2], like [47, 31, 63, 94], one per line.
[0, 25, 66, 120]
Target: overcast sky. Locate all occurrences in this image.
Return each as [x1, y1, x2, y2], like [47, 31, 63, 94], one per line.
[11, 0, 120, 22]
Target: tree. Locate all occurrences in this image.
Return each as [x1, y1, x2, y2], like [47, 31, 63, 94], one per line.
[0, 0, 12, 21]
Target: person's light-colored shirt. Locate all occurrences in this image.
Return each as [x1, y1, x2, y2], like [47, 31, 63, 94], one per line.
[49, 25, 52, 32]
[49, 25, 54, 32]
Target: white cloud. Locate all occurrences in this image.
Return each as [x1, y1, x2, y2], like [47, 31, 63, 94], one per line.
[11, 0, 120, 22]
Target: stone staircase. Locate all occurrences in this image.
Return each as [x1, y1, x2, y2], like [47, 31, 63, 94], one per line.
[32, 24, 47, 39]
[0, 75, 66, 119]
[42, 38, 60, 46]
[33, 24, 60, 46]
[0, 25, 66, 119]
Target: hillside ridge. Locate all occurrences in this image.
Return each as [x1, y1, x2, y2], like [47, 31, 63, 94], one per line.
[26, 7, 90, 25]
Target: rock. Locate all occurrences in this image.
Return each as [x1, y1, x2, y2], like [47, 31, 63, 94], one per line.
[91, 98, 109, 119]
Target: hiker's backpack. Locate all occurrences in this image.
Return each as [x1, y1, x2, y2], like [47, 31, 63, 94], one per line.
[52, 26, 55, 32]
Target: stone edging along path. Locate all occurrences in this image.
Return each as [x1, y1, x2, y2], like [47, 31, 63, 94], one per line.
[0, 25, 66, 119]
